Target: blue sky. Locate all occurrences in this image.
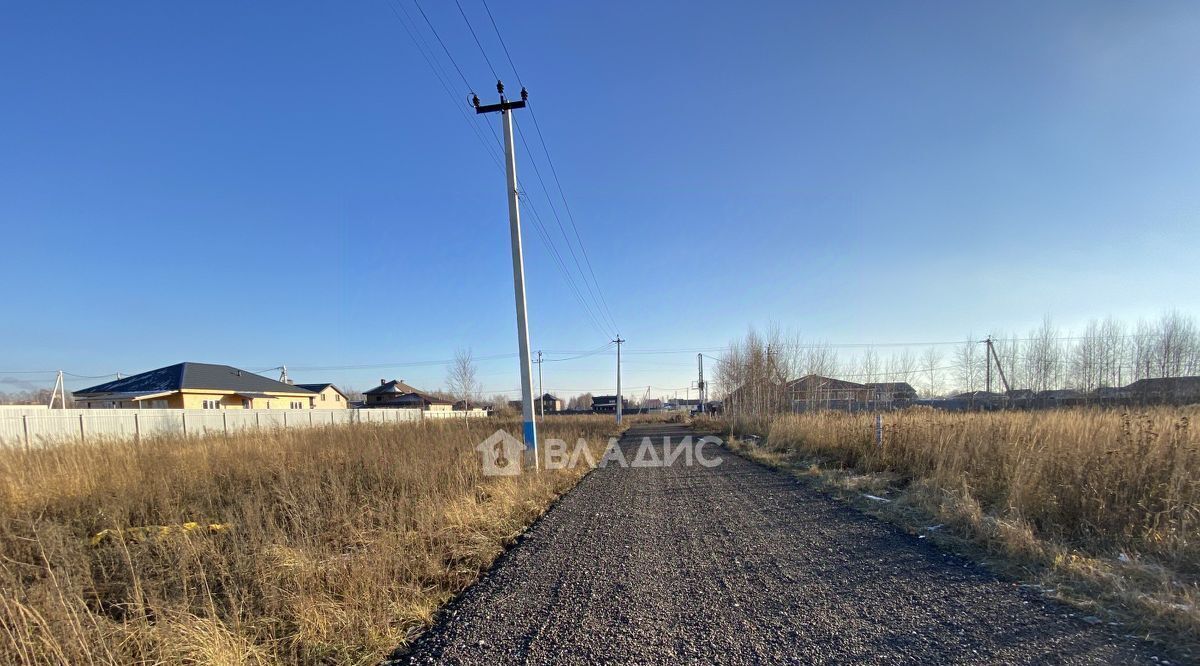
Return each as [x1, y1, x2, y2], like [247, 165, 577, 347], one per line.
[1, 1, 1198, 399]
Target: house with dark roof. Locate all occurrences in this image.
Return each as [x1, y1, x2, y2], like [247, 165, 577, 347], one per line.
[787, 375, 870, 410]
[293, 383, 349, 410]
[864, 382, 919, 403]
[73, 362, 317, 410]
[783, 375, 918, 411]
[1122, 376, 1200, 404]
[591, 395, 627, 414]
[363, 379, 453, 411]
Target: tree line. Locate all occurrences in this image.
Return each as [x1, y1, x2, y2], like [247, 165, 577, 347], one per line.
[713, 310, 1200, 405]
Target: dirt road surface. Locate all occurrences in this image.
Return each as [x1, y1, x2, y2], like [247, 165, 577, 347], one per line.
[396, 424, 1160, 664]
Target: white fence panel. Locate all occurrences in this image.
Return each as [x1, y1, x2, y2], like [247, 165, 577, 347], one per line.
[0, 406, 483, 449]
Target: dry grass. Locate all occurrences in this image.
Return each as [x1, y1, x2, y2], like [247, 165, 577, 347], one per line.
[0, 416, 615, 665]
[727, 407, 1200, 653]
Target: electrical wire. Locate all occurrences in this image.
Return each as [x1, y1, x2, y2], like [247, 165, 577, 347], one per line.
[453, 0, 499, 81]
[477, 0, 620, 334]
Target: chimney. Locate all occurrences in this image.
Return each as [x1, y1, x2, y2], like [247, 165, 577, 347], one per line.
[381, 379, 387, 386]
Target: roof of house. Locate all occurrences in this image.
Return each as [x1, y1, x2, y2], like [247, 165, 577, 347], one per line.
[787, 375, 866, 391]
[294, 383, 347, 398]
[865, 382, 918, 393]
[952, 390, 1007, 399]
[1123, 376, 1200, 392]
[375, 390, 453, 406]
[74, 363, 315, 396]
[364, 380, 422, 395]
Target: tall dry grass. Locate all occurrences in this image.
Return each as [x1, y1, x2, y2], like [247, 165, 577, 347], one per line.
[0, 417, 614, 665]
[731, 407, 1200, 647]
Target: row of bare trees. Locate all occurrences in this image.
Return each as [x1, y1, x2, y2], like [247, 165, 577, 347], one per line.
[714, 311, 1200, 412]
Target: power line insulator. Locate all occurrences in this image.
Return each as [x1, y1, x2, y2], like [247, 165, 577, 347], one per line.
[471, 93, 480, 108]
[520, 86, 528, 102]
[496, 80, 504, 95]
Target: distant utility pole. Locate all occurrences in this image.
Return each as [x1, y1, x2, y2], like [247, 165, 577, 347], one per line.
[475, 81, 538, 468]
[985, 337, 1011, 395]
[535, 350, 544, 418]
[697, 353, 706, 414]
[49, 370, 66, 409]
[614, 336, 625, 424]
[984, 338, 991, 395]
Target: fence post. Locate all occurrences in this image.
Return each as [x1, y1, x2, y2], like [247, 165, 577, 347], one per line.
[309, 411, 314, 427]
[223, 412, 229, 438]
[134, 412, 141, 444]
[182, 412, 187, 438]
[79, 413, 86, 444]
[283, 412, 288, 429]
[875, 413, 883, 448]
[256, 411, 261, 429]
[22, 414, 29, 450]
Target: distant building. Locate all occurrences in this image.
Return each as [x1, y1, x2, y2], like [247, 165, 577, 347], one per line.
[73, 362, 316, 409]
[1122, 376, 1200, 404]
[509, 394, 564, 413]
[864, 382, 919, 403]
[363, 379, 452, 411]
[538, 393, 563, 413]
[591, 395, 627, 414]
[1035, 389, 1085, 406]
[783, 375, 918, 411]
[294, 383, 349, 410]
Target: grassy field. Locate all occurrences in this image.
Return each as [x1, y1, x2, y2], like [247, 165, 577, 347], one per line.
[0, 416, 616, 665]
[720, 407, 1199, 653]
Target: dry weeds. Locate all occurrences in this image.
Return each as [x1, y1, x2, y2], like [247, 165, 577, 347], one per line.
[0, 417, 615, 665]
[727, 407, 1199, 655]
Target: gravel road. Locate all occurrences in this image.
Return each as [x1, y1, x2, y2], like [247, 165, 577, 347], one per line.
[396, 424, 1161, 664]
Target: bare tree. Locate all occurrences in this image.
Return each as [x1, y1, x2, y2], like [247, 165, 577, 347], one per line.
[921, 347, 942, 397]
[955, 337, 981, 394]
[446, 348, 481, 409]
[567, 393, 594, 410]
[1025, 316, 1062, 392]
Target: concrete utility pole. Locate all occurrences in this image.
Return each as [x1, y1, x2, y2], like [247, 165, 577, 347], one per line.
[984, 338, 991, 395]
[697, 353, 706, 414]
[49, 371, 65, 409]
[614, 336, 625, 424]
[536, 350, 544, 418]
[475, 81, 538, 468]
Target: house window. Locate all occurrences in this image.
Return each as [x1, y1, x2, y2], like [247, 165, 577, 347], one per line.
[290, 401, 303, 409]
[335, 394, 341, 402]
[202, 399, 222, 409]
[147, 399, 167, 409]
[242, 399, 251, 409]
[321, 393, 327, 401]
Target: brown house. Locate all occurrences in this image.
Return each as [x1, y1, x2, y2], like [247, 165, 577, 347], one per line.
[363, 379, 452, 411]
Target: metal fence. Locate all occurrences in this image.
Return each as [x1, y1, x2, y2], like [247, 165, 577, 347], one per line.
[0, 407, 489, 449]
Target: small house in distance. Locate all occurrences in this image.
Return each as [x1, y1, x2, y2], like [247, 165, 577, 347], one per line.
[591, 395, 627, 414]
[363, 379, 453, 412]
[293, 383, 349, 409]
[537, 393, 563, 413]
[73, 362, 316, 409]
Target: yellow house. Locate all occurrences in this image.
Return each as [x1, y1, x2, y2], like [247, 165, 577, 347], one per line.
[294, 383, 349, 409]
[72, 362, 317, 409]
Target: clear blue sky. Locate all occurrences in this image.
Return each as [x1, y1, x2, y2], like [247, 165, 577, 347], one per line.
[1, 1, 1198, 399]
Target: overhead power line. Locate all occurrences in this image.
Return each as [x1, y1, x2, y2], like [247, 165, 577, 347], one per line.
[476, 0, 620, 335]
[386, 0, 616, 342]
